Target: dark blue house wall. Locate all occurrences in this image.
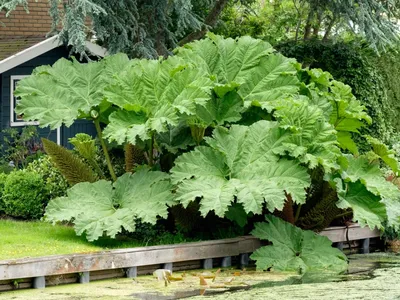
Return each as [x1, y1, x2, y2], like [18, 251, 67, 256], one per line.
[0, 46, 96, 148]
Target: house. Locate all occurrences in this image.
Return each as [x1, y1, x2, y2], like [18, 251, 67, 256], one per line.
[0, 1, 105, 147]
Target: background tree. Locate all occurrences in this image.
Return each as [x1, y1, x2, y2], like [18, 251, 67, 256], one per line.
[214, 0, 400, 51]
[0, 0, 255, 58]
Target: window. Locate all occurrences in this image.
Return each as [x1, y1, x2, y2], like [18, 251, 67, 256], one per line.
[10, 75, 39, 127]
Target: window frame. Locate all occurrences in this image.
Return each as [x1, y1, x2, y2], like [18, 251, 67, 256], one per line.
[10, 75, 39, 127]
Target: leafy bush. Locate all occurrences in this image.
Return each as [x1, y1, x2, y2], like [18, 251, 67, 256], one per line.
[0, 173, 8, 213]
[2, 170, 48, 219]
[25, 156, 69, 199]
[0, 126, 44, 168]
[277, 39, 394, 147]
[14, 35, 400, 274]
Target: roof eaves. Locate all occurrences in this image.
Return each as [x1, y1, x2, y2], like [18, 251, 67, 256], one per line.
[0, 35, 108, 74]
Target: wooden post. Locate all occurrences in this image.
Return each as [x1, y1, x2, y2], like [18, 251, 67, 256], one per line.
[203, 258, 213, 269]
[163, 263, 173, 272]
[126, 267, 137, 278]
[240, 253, 249, 268]
[361, 238, 370, 254]
[221, 256, 231, 267]
[79, 272, 90, 284]
[336, 242, 344, 251]
[33, 276, 45, 289]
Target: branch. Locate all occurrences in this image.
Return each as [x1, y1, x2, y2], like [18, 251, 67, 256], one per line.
[178, 0, 229, 46]
[322, 15, 336, 41]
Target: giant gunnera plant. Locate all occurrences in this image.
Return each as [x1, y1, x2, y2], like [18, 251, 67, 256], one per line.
[15, 34, 400, 274]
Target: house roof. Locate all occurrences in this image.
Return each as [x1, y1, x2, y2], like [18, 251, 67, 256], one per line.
[0, 35, 107, 74]
[0, 36, 45, 61]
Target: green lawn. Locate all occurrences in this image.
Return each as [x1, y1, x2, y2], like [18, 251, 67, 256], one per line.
[0, 220, 146, 260]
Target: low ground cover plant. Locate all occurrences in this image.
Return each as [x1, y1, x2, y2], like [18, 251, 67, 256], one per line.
[14, 35, 400, 274]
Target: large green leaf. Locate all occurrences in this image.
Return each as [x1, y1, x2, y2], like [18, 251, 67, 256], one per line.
[15, 54, 131, 129]
[302, 73, 370, 156]
[176, 34, 300, 112]
[45, 169, 175, 241]
[365, 136, 400, 173]
[156, 122, 195, 154]
[329, 81, 371, 154]
[193, 91, 244, 127]
[250, 215, 348, 274]
[382, 197, 400, 230]
[177, 33, 274, 84]
[339, 155, 400, 229]
[335, 179, 387, 230]
[340, 155, 400, 200]
[104, 56, 214, 144]
[239, 54, 299, 111]
[171, 121, 310, 217]
[273, 97, 341, 172]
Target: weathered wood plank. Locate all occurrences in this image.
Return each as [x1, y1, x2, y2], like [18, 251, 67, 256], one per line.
[0, 237, 246, 280]
[319, 224, 380, 243]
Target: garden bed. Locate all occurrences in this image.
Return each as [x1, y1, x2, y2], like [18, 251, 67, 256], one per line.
[0, 224, 380, 292]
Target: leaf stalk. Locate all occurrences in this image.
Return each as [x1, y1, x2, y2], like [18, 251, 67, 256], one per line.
[94, 118, 117, 182]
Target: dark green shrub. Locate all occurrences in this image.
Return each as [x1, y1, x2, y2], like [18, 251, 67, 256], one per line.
[370, 46, 400, 137]
[25, 156, 69, 199]
[2, 170, 48, 219]
[0, 173, 8, 212]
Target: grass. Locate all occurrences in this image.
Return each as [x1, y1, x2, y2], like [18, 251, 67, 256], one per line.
[0, 218, 240, 260]
[0, 219, 167, 260]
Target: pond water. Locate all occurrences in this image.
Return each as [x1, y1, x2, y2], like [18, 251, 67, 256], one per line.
[4, 253, 400, 300]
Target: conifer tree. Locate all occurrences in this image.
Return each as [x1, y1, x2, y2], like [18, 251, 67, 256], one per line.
[0, 0, 254, 57]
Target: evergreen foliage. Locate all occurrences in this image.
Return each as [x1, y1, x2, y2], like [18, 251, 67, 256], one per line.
[0, 0, 254, 58]
[214, 0, 400, 51]
[42, 138, 97, 185]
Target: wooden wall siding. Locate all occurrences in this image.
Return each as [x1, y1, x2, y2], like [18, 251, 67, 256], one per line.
[61, 120, 96, 149]
[0, 46, 97, 148]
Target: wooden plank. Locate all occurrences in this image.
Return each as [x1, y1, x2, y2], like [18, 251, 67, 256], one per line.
[0, 237, 245, 280]
[0, 226, 380, 281]
[319, 224, 380, 243]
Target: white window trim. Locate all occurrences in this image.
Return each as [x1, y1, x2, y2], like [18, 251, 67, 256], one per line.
[10, 75, 62, 145]
[10, 75, 39, 127]
[56, 127, 61, 145]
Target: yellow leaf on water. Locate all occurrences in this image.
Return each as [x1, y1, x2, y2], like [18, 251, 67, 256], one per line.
[199, 275, 208, 286]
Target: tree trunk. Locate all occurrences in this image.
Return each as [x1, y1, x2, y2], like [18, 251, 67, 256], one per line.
[178, 0, 229, 45]
[303, 8, 314, 40]
[312, 11, 322, 37]
[295, 18, 302, 42]
[322, 16, 336, 41]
